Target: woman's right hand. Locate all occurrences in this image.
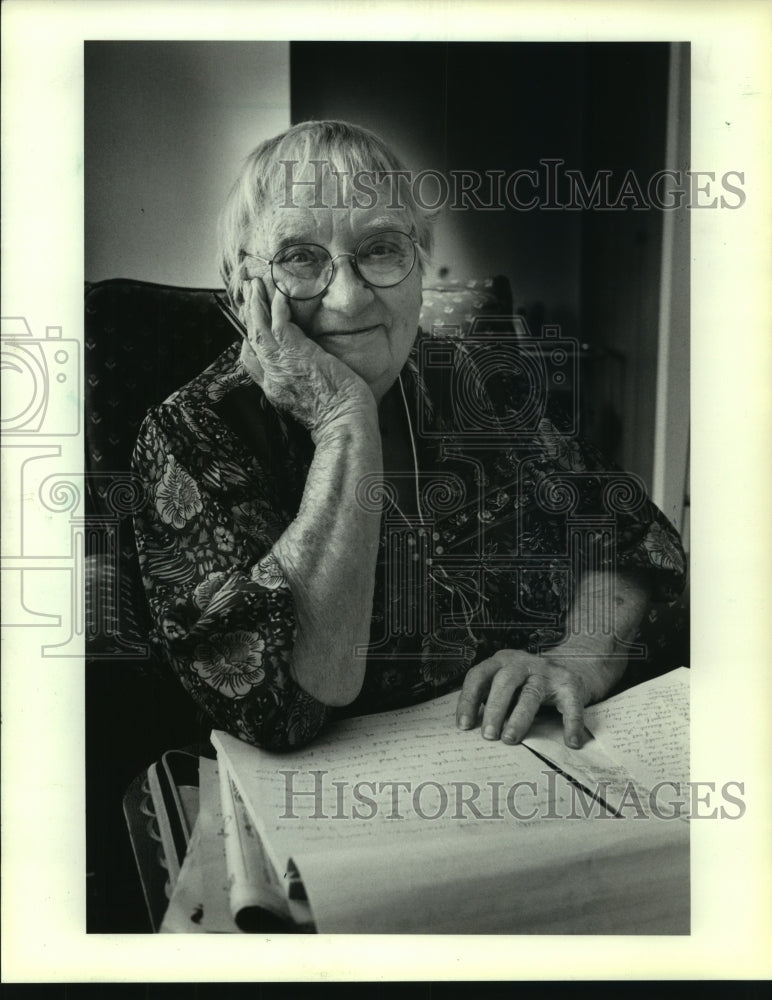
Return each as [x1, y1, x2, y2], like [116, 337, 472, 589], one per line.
[239, 277, 377, 438]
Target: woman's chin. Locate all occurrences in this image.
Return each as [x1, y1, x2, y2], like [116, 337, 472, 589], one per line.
[318, 333, 389, 382]
[316, 322, 418, 401]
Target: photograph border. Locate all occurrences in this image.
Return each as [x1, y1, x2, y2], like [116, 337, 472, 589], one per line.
[2, 0, 771, 983]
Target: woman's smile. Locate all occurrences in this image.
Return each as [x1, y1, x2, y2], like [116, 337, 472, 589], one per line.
[315, 322, 385, 340]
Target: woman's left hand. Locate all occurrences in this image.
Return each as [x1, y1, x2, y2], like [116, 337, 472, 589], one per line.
[455, 648, 624, 749]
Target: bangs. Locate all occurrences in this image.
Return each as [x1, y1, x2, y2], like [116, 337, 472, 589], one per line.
[260, 122, 413, 212]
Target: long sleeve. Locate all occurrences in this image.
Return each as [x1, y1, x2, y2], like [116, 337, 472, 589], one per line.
[131, 396, 330, 750]
[516, 410, 687, 600]
[484, 361, 687, 656]
[451, 336, 687, 601]
[403, 336, 687, 662]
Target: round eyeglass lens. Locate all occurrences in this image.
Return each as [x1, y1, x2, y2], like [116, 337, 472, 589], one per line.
[355, 231, 416, 286]
[272, 245, 332, 300]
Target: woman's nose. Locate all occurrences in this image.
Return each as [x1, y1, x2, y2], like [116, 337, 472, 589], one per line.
[321, 255, 373, 312]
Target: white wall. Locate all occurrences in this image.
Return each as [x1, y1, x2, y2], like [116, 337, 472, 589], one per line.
[85, 42, 290, 287]
[653, 43, 691, 540]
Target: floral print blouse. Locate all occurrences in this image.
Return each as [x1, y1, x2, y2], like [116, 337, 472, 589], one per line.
[132, 334, 686, 751]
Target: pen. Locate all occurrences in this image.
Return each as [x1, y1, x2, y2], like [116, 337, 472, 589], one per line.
[213, 292, 248, 340]
[524, 744, 623, 819]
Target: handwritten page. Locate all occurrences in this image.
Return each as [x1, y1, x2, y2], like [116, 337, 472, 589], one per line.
[161, 757, 237, 934]
[197, 758, 238, 933]
[212, 682, 689, 933]
[213, 692, 574, 864]
[159, 819, 207, 934]
[584, 667, 689, 791]
[218, 768, 313, 930]
[161, 757, 238, 934]
[292, 810, 688, 934]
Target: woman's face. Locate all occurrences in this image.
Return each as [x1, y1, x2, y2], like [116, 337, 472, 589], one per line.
[243, 177, 423, 403]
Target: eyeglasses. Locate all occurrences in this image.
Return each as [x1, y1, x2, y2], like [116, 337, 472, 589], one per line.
[243, 230, 417, 301]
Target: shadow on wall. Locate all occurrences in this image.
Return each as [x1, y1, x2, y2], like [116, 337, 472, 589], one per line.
[291, 41, 587, 338]
[85, 41, 290, 287]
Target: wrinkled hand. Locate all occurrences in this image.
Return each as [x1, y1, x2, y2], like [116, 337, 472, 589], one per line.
[456, 648, 621, 749]
[239, 277, 376, 437]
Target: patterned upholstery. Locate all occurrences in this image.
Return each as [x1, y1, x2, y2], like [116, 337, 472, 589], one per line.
[420, 276, 513, 336]
[85, 280, 237, 661]
[85, 280, 237, 511]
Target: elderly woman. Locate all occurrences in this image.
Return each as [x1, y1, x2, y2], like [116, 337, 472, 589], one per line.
[132, 120, 686, 751]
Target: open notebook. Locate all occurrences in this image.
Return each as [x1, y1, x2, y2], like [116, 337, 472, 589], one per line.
[165, 668, 690, 934]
